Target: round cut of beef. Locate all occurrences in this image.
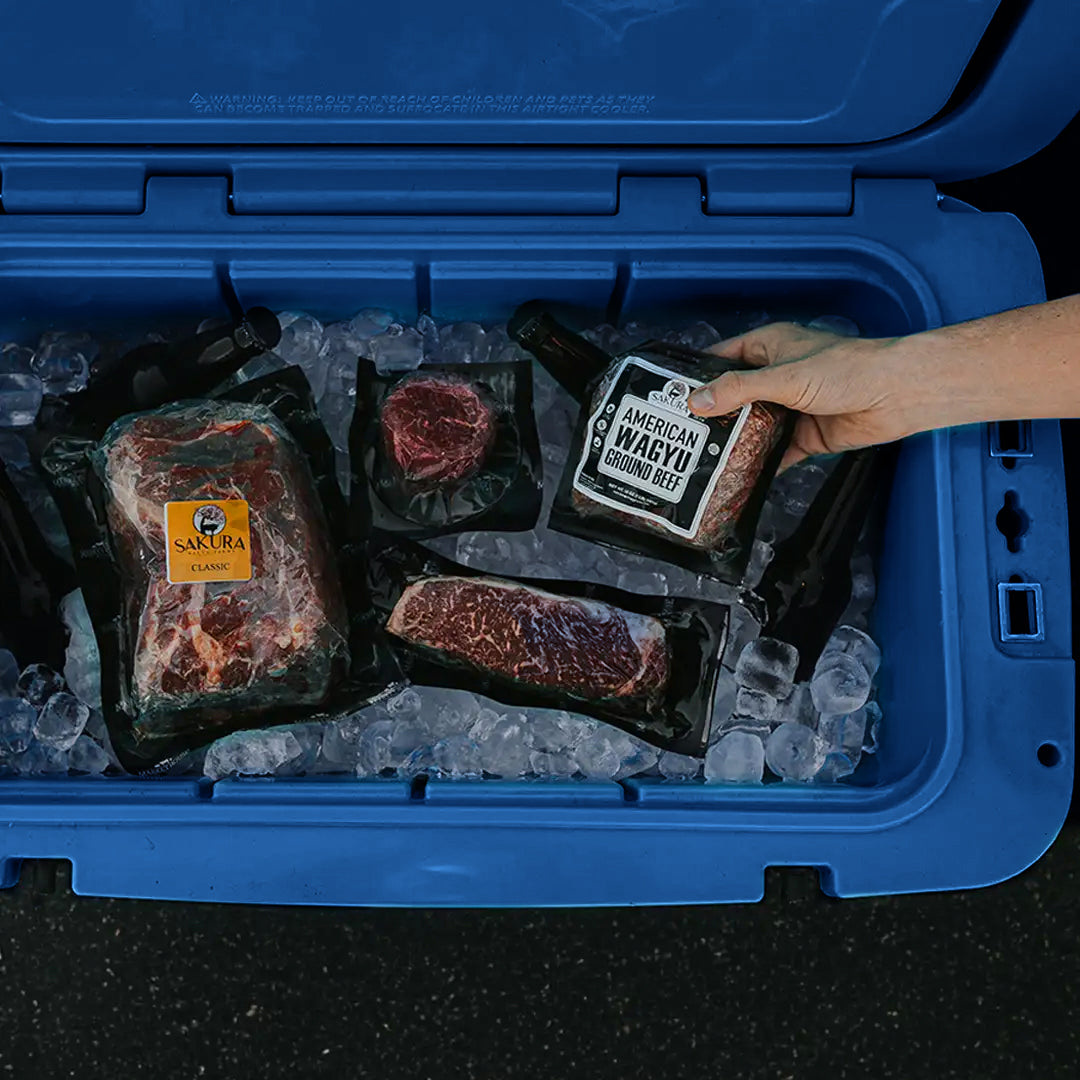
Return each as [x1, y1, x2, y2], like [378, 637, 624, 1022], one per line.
[380, 376, 496, 485]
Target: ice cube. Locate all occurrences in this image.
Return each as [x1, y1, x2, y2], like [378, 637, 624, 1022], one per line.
[528, 749, 576, 779]
[810, 652, 872, 716]
[818, 708, 868, 761]
[435, 322, 490, 365]
[0, 344, 34, 375]
[861, 700, 883, 754]
[765, 723, 827, 781]
[733, 686, 778, 724]
[808, 315, 860, 338]
[68, 735, 112, 775]
[0, 697, 36, 755]
[722, 606, 762, 673]
[385, 688, 423, 719]
[469, 707, 504, 743]
[615, 736, 659, 780]
[709, 669, 738, 738]
[16, 664, 65, 708]
[348, 309, 395, 341]
[742, 538, 774, 591]
[356, 718, 395, 777]
[0, 373, 44, 428]
[774, 682, 817, 728]
[734, 637, 799, 698]
[203, 728, 304, 780]
[388, 716, 431, 768]
[771, 462, 828, 517]
[31, 337, 94, 395]
[456, 531, 513, 569]
[659, 751, 701, 780]
[274, 312, 325, 368]
[615, 569, 669, 595]
[581, 324, 623, 354]
[320, 712, 370, 766]
[34, 692, 90, 750]
[815, 752, 856, 782]
[525, 712, 572, 752]
[0, 648, 18, 697]
[432, 734, 484, 779]
[60, 589, 102, 711]
[820, 625, 882, 679]
[573, 729, 625, 780]
[754, 499, 784, 545]
[555, 711, 596, 748]
[704, 731, 765, 782]
[368, 325, 425, 372]
[428, 693, 480, 738]
[676, 321, 722, 350]
[15, 743, 68, 776]
[476, 714, 530, 778]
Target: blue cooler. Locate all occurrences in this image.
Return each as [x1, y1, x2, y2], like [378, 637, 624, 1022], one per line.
[0, 0, 1077, 905]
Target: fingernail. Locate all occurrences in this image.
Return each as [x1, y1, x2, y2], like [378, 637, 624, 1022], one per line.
[688, 387, 713, 412]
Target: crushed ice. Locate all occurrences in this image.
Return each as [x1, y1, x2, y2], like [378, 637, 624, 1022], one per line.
[1, 311, 882, 783]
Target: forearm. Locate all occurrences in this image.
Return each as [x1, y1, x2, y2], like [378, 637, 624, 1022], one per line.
[895, 295, 1080, 432]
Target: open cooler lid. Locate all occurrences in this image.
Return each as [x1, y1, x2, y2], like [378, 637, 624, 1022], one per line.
[0, 0, 1078, 181]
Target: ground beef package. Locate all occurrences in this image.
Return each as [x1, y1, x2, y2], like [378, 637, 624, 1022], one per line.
[554, 343, 792, 581]
[41, 367, 394, 771]
[366, 536, 731, 756]
[509, 306, 793, 582]
[350, 360, 542, 540]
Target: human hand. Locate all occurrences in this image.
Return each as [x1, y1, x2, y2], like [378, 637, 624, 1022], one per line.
[687, 322, 916, 469]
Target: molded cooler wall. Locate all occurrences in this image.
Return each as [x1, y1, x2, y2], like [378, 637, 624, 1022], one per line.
[0, 177, 1072, 904]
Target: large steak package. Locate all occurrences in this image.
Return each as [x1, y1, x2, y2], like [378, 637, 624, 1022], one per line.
[366, 536, 731, 756]
[350, 360, 542, 540]
[42, 367, 386, 770]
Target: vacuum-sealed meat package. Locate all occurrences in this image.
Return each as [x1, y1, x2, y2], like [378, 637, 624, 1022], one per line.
[510, 307, 793, 581]
[366, 536, 731, 755]
[42, 367, 390, 770]
[350, 360, 542, 539]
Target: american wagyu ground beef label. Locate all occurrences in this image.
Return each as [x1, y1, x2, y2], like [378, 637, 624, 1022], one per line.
[572, 356, 751, 540]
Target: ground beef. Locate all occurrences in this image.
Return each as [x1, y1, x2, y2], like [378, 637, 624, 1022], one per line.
[380, 376, 496, 485]
[99, 403, 347, 717]
[574, 361, 787, 551]
[386, 574, 669, 702]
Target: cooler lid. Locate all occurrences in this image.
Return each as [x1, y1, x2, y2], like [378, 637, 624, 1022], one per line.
[1, 0, 1078, 178]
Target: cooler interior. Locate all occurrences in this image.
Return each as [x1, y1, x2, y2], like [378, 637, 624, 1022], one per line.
[0, 188, 1072, 903]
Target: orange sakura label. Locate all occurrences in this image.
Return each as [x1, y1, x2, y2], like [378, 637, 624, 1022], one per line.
[164, 499, 253, 585]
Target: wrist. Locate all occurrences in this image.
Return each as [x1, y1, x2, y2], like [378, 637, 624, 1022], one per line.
[878, 327, 1001, 435]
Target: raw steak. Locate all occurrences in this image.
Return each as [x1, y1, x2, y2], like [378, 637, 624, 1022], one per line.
[380, 375, 496, 485]
[387, 574, 669, 701]
[98, 402, 347, 718]
[575, 363, 786, 551]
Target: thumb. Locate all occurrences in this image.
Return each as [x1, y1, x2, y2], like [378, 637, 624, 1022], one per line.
[688, 364, 806, 417]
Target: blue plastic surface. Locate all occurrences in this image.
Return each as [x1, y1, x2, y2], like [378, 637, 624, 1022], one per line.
[0, 0, 1075, 905]
[0, 0, 1000, 144]
[0, 176, 1072, 904]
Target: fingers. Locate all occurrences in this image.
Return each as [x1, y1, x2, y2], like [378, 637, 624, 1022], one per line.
[708, 322, 832, 367]
[688, 362, 809, 416]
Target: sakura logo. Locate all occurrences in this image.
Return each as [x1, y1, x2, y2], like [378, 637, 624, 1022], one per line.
[565, 0, 696, 42]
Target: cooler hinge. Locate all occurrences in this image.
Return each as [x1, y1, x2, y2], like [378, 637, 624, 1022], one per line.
[704, 162, 854, 215]
[230, 152, 619, 215]
[0, 158, 148, 213]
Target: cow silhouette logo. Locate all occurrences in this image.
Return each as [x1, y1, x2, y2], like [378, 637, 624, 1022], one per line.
[192, 504, 227, 537]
